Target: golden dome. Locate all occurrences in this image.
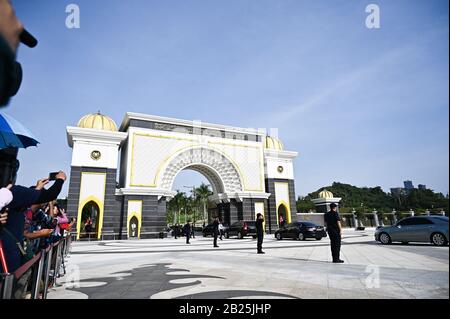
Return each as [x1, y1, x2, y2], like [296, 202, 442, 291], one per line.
[265, 136, 284, 151]
[77, 112, 118, 131]
[318, 189, 334, 199]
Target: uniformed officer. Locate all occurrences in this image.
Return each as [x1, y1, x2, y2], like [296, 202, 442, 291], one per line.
[256, 213, 265, 254]
[324, 203, 344, 263]
[183, 221, 191, 244]
[212, 216, 219, 248]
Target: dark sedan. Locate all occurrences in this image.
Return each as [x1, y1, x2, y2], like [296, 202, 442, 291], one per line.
[202, 223, 229, 237]
[226, 221, 257, 239]
[275, 222, 327, 241]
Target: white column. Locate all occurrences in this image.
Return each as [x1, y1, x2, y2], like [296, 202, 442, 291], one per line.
[372, 209, 380, 227]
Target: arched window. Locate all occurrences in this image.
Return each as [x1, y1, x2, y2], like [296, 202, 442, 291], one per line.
[277, 204, 288, 227]
[81, 201, 100, 235]
[129, 216, 139, 238]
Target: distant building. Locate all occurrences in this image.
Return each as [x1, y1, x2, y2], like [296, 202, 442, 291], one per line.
[390, 187, 406, 197]
[418, 184, 426, 190]
[404, 180, 414, 190]
[311, 189, 341, 213]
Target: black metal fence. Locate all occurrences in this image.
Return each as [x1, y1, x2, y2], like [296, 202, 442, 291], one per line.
[0, 234, 72, 299]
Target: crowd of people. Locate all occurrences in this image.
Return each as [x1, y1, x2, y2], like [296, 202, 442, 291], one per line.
[0, 0, 77, 299]
[0, 170, 75, 297]
[170, 214, 266, 253]
[0, 170, 71, 271]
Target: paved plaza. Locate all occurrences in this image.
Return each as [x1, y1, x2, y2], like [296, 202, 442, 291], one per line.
[48, 228, 449, 299]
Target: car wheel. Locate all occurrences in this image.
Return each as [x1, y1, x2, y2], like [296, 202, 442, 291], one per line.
[431, 233, 448, 246]
[298, 232, 305, 241]
[238, 231, 243, 239]
[379, 232, 391, 245]
[225, 233, 230, 239]
[252, 236, 257, 239]
[315, 237, 322, 241]
[276, 232, 282, 240]
[401, 242, 409, 245]
[203, 233, 206, 237]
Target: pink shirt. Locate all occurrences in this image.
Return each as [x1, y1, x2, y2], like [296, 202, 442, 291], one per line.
[54, 213, 69, 236]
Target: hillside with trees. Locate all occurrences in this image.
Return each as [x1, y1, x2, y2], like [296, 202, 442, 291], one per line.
[297, 182, 449, 214]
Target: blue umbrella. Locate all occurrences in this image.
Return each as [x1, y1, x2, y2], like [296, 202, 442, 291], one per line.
[0, 113, 39, 149]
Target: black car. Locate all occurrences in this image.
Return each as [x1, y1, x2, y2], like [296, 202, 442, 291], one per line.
[202, 223, 229, 237]
[226, 221, 257, 239]
[275, 222, 327, 241]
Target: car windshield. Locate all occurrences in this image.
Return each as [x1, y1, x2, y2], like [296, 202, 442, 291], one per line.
[301, 222, 317, 227]
[245, 221, 256, 226]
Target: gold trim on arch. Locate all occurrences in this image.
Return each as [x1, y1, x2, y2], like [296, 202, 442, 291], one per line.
[207, 140, 265, 192]
[76, 172, 107, 240]
[127, 200, 143, 239]
[276, 201, 292, 225]
[130, 132, 197, 187]
[274, 181, 292, 225]
[128, 132, 264, 192]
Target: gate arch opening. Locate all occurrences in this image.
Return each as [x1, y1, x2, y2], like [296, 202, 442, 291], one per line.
[80, 200, 100, 237]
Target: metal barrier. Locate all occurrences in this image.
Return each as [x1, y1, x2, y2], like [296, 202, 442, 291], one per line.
[0, 234, 72, 299]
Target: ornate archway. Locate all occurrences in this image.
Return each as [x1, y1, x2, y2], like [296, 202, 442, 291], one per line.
[159, 147, 244, 194]
[80, 200, 101, 237]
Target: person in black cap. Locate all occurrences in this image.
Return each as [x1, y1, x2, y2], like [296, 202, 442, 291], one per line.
[183, 221, 192, 244]
[324, 203, 344, 263]
[256, 213, 265, 254]
[212, 216, 219, 248]
[1, 0, 38, 107]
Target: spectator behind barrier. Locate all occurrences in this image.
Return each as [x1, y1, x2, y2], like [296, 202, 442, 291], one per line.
[1, 170, 66, 273]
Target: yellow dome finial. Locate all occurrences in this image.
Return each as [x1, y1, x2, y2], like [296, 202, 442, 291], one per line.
[77, 112, 118, 131]
[265, 136, 284, 151]
[318, 189, 334, 199]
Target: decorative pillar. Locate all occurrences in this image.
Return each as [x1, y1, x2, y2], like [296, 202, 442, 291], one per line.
[351, 208, 358, 228]
[372, 209, 380, 227]
[392, 209, 398, 224]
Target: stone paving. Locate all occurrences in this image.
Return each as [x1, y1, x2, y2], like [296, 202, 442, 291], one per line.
[48, 228, 449, 299]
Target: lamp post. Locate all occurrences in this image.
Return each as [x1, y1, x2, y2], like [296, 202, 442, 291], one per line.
[183, 186, 196, 224]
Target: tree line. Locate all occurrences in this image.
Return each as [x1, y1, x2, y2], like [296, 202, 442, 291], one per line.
[297, 182, 449, 215]
[167, 183, 213, 225]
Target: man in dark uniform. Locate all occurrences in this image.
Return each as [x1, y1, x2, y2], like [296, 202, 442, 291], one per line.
[324, 203, 344, 263]
[183, 221, 191, 244]
[173, 223, 180, 239]
[212, 216, 219, 248]
[256, 213, 265, 254]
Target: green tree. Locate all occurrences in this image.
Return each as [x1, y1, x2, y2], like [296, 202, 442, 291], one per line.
[168, 191, 186, 224]
[194, 183, 212, 222]
[296, 196, 315, 213]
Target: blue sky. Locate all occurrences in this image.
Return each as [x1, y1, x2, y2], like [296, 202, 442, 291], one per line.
[6, 0, 449, 198]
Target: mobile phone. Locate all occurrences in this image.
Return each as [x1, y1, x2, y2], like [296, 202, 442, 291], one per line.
[48, 172, 59, 181]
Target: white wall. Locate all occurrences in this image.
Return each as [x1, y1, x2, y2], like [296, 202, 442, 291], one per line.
[124, 127, 265, 192]
[265, 156, 295, 180]
[72, 142, 120, 169]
